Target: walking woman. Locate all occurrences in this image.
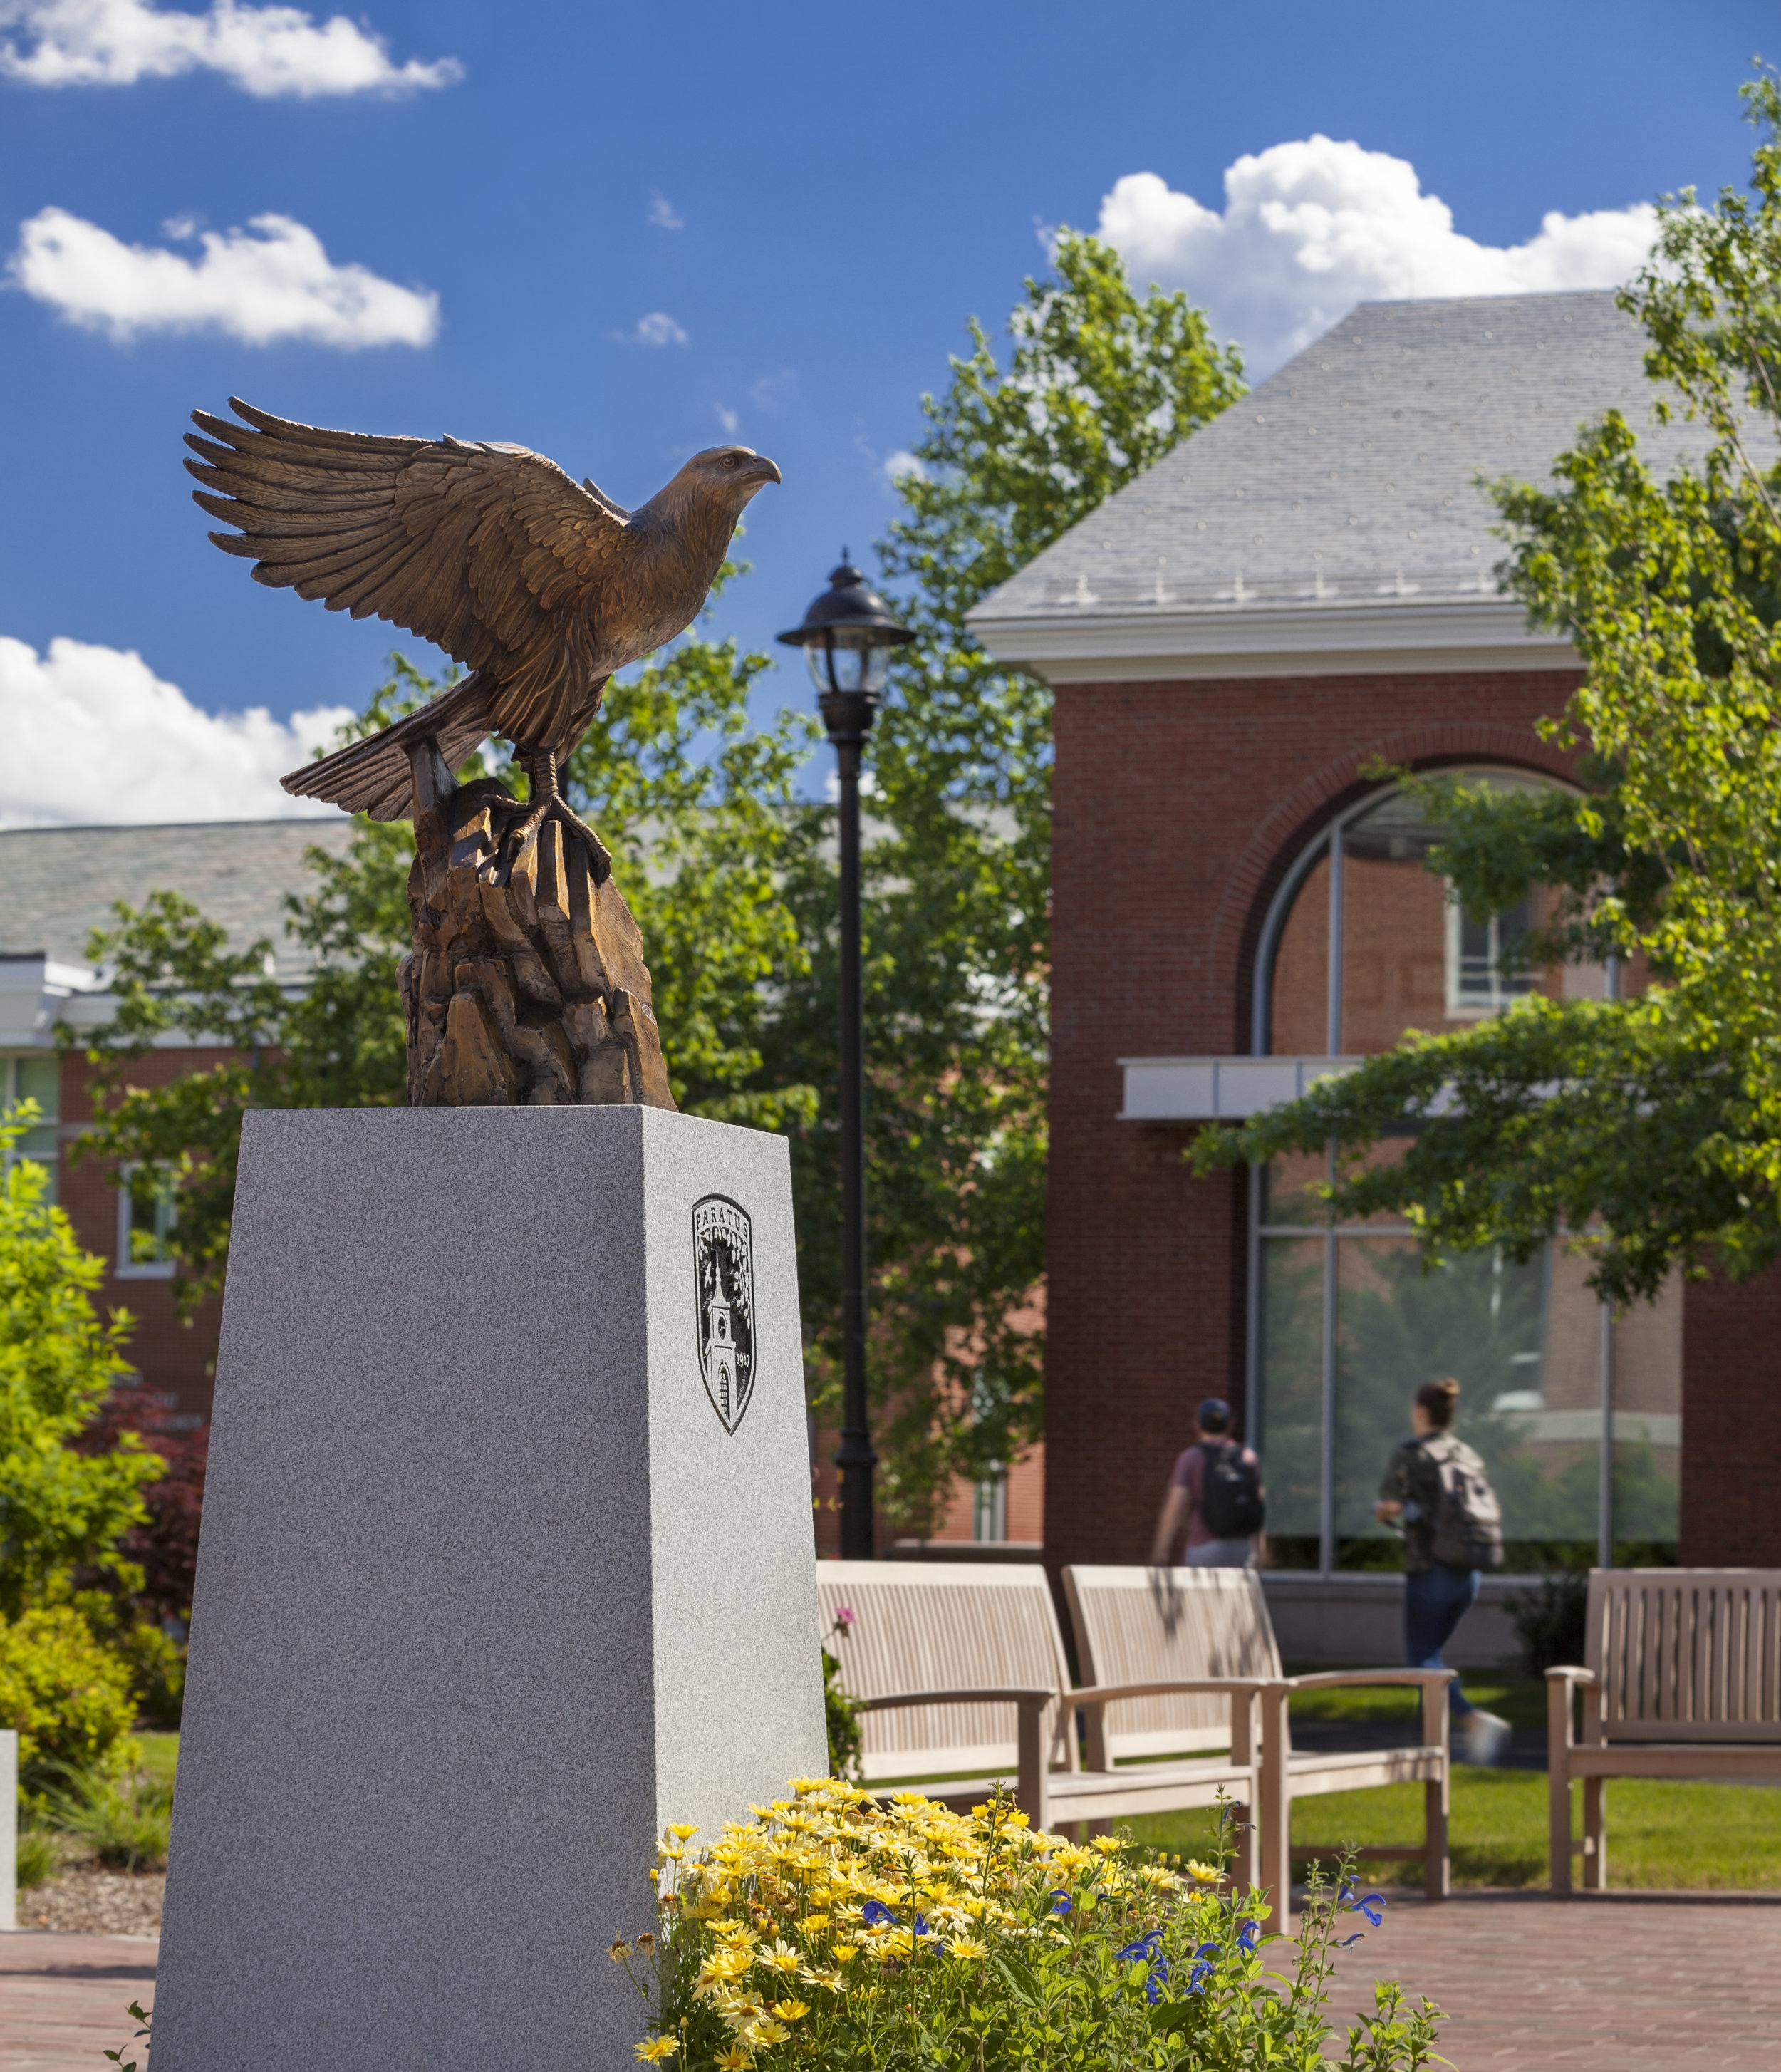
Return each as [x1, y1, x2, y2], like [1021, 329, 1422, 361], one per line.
[1375, 1379, 1511, 1766]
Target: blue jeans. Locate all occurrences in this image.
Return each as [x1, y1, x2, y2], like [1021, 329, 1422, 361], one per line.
[1403, 1563, 1480, 1719]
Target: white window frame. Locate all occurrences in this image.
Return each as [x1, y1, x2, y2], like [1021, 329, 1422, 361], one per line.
[115, 1164, 177, 1280]
[1444, 896, 1537, 1020]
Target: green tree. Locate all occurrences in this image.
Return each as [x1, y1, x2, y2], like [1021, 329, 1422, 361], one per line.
[1193, 73, 1781, 1310]
[782, 232, 1244, 1531]
[0, 1106, 162, 1620]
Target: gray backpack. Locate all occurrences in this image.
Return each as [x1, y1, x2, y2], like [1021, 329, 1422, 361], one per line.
[1423, 1436, 1504, 1571]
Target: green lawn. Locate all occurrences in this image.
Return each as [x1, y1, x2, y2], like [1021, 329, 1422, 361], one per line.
[137, 1731, 179, 1788]
[1128, 1769, 1781, 1890]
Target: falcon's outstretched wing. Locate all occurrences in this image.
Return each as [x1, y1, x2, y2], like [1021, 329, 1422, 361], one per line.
[185, 398, 632, 723]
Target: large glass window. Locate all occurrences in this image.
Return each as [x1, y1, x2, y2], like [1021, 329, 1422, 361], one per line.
[2, 1054, 60, 1203]
[1251, 776, 1681, 1572]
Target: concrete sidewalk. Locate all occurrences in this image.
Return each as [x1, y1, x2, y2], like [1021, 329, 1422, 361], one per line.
[0, 1933, 155, 2072]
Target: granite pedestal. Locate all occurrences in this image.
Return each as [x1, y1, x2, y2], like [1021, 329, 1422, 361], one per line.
[152, 1107, 825, 2070]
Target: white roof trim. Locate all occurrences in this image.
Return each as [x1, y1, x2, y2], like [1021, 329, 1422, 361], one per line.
[1119, 1055, 1360, 1122]
[973, 596, 1576, 685]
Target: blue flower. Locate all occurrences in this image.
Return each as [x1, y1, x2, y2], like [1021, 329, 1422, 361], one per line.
[1115, 1931, 1163, 1963]
[914, 1915, 931, 1937]
[1145, 1957, 1170, 2005]
[861, 1900, 899, 1927]
[1336, 1932, 1366, 1948]
[1050, 1890, 1072, 1915]
[1236, 1921, 1260, 1955]
[1188, 1939, 1220, 1993]
[1342, 1890, 1386, 1927]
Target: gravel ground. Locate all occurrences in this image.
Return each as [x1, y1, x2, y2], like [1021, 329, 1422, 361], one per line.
[18, 1863, 165, 1935]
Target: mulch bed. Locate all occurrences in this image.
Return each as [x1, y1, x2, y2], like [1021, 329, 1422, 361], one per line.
[19, 1862, 165, 1935]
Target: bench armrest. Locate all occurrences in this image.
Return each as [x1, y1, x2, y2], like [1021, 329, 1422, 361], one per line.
[1544, 1666, 1596, 1684]
[1284, 1669, 1455, 1690]
[1072, 1677, 1270, 1709]
[857, 1687, 1055, 1712]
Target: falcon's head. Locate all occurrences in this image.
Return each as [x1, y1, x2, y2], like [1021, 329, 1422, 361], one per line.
[678, 445, 783, 510]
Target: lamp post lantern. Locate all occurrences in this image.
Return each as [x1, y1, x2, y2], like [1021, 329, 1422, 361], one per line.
[778, 559, 914, 1560]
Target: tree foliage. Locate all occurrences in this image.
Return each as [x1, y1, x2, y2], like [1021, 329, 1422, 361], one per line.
[781, 232, 1242, 1530]
[1193, 74, 1781, 1307]
[0, 1106, 162, 1621]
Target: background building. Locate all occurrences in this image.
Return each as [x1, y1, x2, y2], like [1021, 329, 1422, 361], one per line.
[1, 818, 355, 1431]
[970, 288, 1781, 1654]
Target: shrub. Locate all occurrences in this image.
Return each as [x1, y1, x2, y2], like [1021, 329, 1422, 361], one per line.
[112, 1622, 186, 1731]
[46, 1766, 174, 1872]
[822, 1610, 863, 1784]
[617, 1780, 1443, 2070]
[0, 1607, 138, 1794]
[15, 1824, 61, 1890]
[1508, 1568, 1589, 1677]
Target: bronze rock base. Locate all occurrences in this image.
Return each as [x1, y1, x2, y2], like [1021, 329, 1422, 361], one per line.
[396, 741, 675, 1109]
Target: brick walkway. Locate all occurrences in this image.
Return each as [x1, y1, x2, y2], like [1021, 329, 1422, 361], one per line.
[3, 1898, 1778, 2070]
[0, 1934, 155, 2072]
[1327, 1891, 1781, 2068]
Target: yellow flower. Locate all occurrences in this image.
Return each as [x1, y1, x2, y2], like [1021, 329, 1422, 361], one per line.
[634, 2039, 679, 2062]
[609, 1939, 633, 1962]
[1184, 1860, 1222, 1885]
[796, 1914, 830, 1935]
[833, 1945, 858, 1964]
[668, 1823, 700, 1840]
[947, 1937, 988, 1961]
[758, 1939, 801, 1974]
[714, 2051, 752, 2070]
[746, 2019, 791, 2047]
[1090, 1834, 1123, 1855]
[768, 2000, 809, 2021]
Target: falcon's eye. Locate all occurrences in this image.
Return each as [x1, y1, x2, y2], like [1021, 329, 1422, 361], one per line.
[722, 455, 739, 468]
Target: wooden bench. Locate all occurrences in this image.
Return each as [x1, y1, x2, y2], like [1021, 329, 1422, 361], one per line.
[1547, 1568, 1781, 1895]
[814, 1562, 1264, 1882]
[1064, 1565, 1453, 1918]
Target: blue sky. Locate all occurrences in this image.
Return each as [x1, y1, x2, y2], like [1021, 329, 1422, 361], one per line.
[0, 0, 1771, 822]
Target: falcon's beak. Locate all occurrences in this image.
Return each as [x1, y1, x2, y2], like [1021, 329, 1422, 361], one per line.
[747, 455, 782, 485]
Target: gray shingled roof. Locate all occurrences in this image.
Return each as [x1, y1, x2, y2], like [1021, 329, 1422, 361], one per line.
[0, 819, 361, 980]
[968, 289, 1731, 626]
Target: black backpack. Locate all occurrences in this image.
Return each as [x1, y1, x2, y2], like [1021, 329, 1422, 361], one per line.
[1423, 1436, 1505, 1571]
[1200, 1441, 1265, 1538]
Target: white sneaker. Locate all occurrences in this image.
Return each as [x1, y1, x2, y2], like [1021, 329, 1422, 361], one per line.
[1463, 1710, 1511, 1766]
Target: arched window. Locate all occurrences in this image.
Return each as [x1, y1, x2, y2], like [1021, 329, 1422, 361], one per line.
[1249, 772, 1681, 1575]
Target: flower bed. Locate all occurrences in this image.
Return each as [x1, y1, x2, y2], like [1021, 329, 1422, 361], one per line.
[616, 1779, 1441, 2069]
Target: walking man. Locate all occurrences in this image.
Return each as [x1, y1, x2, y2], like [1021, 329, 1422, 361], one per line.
[1151, 1398, 1265, 1568]
[1376, 1378, 1512, 1765]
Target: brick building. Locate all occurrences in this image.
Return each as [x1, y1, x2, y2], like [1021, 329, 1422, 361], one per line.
[969, 288, 1781, 1646]
[1, 818, 354, 1430]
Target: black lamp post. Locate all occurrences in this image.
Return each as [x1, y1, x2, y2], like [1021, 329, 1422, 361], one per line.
[778, 559, 914, 1559]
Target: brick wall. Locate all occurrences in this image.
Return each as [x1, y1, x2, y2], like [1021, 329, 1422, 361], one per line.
[1680, 1265, 1781, 1565]
[1044, 666, 1586, 1578]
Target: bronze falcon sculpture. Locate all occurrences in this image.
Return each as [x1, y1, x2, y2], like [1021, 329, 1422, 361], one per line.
[185, 398, 781, 876]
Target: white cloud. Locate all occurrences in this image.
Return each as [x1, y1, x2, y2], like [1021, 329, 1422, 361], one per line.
[749, 369, 796, 412]
[882, 448, 925, 484]
[630, 310, 687, 346]
[0, 0, 460, 96]
[8, 205, 440, 347]
[0, 635, 354, 827]
[1099, 135, 1659, 375]
[648, 190, 684, 230]
[714, 403, 739, 435]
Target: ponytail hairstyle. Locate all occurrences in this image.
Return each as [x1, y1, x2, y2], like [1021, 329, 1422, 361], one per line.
[1416, 1379, 1460, 1431]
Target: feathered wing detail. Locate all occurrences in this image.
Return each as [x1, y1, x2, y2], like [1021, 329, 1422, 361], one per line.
[186, 398, 631, 750]
[281, 673, 495, 821]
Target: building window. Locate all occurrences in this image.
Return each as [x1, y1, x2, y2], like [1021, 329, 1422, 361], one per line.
[116, 1167, 178, 1279]
[1446, 895, 1537, 1017]
[1, 1054, 60, 1203]
[1251, 776, 1679, 1573]
[972, 1473, 1008, 1543]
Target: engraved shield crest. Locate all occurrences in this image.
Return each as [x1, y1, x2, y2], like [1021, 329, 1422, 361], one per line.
[693, 1195, 756, 1434]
